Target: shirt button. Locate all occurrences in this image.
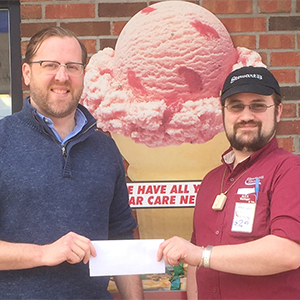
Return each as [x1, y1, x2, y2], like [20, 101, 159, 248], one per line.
[215, 230, 220, 235]
[213, 288, 217, 293]
[230, 177, 234, 182]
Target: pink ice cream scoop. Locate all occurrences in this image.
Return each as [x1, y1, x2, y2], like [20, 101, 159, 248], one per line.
[81, 1, 263, 147]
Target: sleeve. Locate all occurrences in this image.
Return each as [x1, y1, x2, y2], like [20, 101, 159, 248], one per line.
[270, 155, 300, 244]
[108, 147, 137, 240]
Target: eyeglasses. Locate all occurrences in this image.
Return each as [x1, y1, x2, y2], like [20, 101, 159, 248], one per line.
[224, 103, 275, 113]
[30, 60, 85, 76]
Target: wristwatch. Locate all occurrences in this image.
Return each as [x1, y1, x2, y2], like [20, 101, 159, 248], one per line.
[202, 245, 213, 268]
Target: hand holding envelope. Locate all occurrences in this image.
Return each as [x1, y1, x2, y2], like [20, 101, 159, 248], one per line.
[90, 239, 165, 276]
[43, 231, 97, 267]
[157, 236, 202, 267]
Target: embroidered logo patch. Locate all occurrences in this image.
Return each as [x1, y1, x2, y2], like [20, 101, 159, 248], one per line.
[245, 176, 264, 186]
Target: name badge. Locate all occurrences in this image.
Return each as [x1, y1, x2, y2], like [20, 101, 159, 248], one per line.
[231, 202, 256, 233]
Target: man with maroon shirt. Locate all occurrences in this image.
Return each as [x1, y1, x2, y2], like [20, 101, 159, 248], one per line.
[158, 66, 300, 299]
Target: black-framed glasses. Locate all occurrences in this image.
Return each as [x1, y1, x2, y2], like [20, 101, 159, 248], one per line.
[224, 103, 275, 113]
[30, 60, 85, 76]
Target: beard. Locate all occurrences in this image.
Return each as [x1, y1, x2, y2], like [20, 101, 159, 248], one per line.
[29, 77, 83, 119]
[225, 119, 277, 153]
[31, 90, 81, 118]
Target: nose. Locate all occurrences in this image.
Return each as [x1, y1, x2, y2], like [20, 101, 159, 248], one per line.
[239, 106, 255, 121]
[55, 65, 69, 81]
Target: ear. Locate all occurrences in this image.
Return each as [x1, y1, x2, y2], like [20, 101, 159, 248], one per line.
[22, 63, 31, 86]
[276, 103, 283, 123]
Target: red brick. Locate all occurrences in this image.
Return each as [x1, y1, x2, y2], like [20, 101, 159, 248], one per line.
[297, 0, 300, 11]
[100, 38, 117, 50]
[221, 18, 266, 33]
[271, 52, 300, 67]
[281, 103, 297, 118]
[282, 86, 300, 101]
[258, 52, 268, 65]
[269, 16, 300, 31]
[81, 39, 97, 55]
[258, 0, 291, 13]
[45, 4, 95, 19]
[203, 0, 252, 14]
[61, 22, 110, 37]
[277, 120, 300, 135]
[98, 3, 147, 18]
[231, 35, 256, 49]
[21, 0, 47, 2]
[113, 21, 127, 36]
[259, 34, 294, 49]
[21, 22, 56, 38]
[21, 4, 42, 19]
[277, 137, 295, 152]
[271, 69, 296, 84]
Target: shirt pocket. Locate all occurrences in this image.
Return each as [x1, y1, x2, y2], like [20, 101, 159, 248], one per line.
[228, 191, 270, 240]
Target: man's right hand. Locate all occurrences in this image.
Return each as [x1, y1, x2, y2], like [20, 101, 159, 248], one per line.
[41, 231, 97, 266]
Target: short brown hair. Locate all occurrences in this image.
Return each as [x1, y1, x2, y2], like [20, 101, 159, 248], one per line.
[273, 92, 282, 106]
[24, 27, 87, 65]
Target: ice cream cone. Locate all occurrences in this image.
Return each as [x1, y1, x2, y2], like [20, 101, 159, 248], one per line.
[112, 131, 228, 181]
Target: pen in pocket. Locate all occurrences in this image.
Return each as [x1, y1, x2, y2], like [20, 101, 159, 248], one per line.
[255, 177, 259, 201]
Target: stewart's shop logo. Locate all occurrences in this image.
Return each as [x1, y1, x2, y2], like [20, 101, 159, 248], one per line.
[230, 73, 263, 84]
[245, 176, 264, 186]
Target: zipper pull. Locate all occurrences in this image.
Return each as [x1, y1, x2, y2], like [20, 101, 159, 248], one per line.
[61, 146, 67, 157]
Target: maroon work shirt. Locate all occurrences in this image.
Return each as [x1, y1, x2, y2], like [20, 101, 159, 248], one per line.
[192, 137, 300, 299]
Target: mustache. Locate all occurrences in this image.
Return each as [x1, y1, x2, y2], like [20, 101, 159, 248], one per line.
[234, 120, 261, 129]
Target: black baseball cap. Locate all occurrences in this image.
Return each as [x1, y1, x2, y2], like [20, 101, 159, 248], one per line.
[220, 66, 281, 103]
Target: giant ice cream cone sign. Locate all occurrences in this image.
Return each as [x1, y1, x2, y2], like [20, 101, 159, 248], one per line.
[81, 1, 264, 239]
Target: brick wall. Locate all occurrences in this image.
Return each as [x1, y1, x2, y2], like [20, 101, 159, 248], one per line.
[19, 0, 300, 154]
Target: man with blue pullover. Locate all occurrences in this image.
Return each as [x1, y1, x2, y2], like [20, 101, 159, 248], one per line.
[0, 26, 143, 299]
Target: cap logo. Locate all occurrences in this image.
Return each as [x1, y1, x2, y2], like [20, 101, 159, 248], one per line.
[230, 73, 263, 84]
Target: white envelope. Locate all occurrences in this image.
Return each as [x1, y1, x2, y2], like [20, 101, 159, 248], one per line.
[89, 239, 165, 276]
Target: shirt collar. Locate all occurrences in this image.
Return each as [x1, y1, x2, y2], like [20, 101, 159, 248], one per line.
[37, 108, 87, 144]
[222, 136, 279, 168]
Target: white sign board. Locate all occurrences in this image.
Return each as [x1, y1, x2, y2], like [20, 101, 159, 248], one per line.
[127, 181, 201, 208]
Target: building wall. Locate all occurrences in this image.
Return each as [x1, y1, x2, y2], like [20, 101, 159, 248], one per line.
[19, 0, 300, 154]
